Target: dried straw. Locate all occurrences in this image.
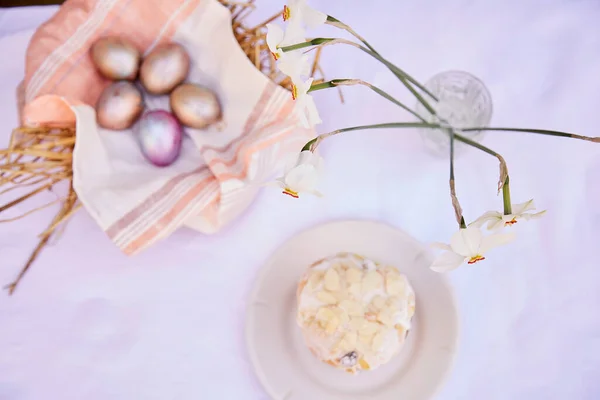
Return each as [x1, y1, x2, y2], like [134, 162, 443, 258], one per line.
[0, 0, 327, 295]
[1, 126, 77, 294]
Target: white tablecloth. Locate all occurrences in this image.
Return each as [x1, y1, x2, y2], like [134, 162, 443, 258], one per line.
[1, 1, 599, 399]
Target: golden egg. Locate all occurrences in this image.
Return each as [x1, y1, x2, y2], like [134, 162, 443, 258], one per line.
[139, 43, 190, 95]
[170, 83, 222, 129]
[91, 37, 140, 80]
[96, 81, 144, 130]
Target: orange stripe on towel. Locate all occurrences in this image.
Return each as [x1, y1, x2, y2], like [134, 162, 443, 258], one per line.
[122, 178, 218, 255]
[105, 166, 209, 239]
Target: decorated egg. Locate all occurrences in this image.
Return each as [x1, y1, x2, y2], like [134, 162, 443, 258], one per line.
[139, 43, 190, 95]
[96, 81, 143, 130]
[170, 84, 222, 129]
[91, 37, 140, 80]
[136, 110, 183, 167]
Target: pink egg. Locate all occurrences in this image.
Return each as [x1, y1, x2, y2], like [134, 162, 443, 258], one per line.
[136, 110, 183, 167]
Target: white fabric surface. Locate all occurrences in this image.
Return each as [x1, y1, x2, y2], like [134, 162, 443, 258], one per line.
[1, 1, 599, 399]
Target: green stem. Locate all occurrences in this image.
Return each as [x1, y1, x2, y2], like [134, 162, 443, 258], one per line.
[307, 81, 335, 92]
[281, 38, 438, 107]
[293, 38, 514, 170]
[359, 46, 437, 113]
[326, 15, 378, 55]
[463, 127, 572, 137]
[301, 122, 463, 152]
[308, 79, 425, 122]
[450, 129, 456, 181]
[449, 126, 464, 227]
[319, 122, 439, 134]
[353, 81, 425, 122]
[306, 80, 505, 160]
[502, 176, 512, 215]
[301, 121, 504, 158]
[302, 122, 441, 151]
[279, 38, 334, 52]
[283, 40, 511, 184]
[462, 127, 600, 142]
[450, 131, 509, 192]
[301, 121, 509, 198]
[301, 138, 317, 152]
[324, 16, 438, 103]
[451, 133, 500, 157]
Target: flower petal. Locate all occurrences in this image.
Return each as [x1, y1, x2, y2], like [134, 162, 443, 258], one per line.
[300, 2, 327, 29]
[489, 218, 507, 231]
[286, 0, 302, 17]
[294, 77, 313, 96]
[296, 150, 317, 166]
[312, 151, 324, 171]
[430, 251, 466, 272]
[470, 210, 502, 228]
[297, 112, 310, 128]
[260, 177, 287, 189]
[431, 242, 452, 251]
[281, 151, 301, 173]
[293, 79, 321, 128]
[530, 210, 547, 219]
[280, 20, 306, 47]
[512, 199, 536, 215]
[278, 51, 311, 81]
[284, 164, 320, 193]
[302, 150, 324, 170]
[479, 232, 516, 254]
[303, 94, 322, 127]
[519, 209, 547, 221]
[266, 24, 285, 53]
[450, 227, 483, 257]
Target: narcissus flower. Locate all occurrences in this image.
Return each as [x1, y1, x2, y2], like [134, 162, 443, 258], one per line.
[291, 77, 322, 128]
[266, 23, 306, 60]
[471, 199, 546, 231]
[277, 50, 311, 83]
[283, 0, 327, 30]
[273, 150, 324, 198]
[430, 227, 515, 272]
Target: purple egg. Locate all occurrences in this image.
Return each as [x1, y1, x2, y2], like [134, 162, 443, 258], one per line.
[136, 110, 182, 167]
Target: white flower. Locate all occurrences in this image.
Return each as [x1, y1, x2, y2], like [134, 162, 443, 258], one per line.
[471, 199, 546, 231]
[274, 150, 323, 198]
[292, 77, 322, 128]
[266, 23, 306, 60]
[430, 226, 515, 272]
[277, 50, 311, 83]
[283, 0, 327, 30]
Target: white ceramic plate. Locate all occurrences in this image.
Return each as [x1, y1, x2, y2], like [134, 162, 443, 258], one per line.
[246, 220, 459, 400]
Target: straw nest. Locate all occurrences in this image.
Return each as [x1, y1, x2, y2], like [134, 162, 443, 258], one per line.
[0, 0, 326, 294]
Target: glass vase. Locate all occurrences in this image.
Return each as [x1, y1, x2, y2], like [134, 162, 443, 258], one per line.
[415, 70, 493, 157]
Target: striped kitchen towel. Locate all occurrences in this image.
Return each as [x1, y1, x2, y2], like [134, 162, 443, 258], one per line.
[19, 0, 313, 255]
